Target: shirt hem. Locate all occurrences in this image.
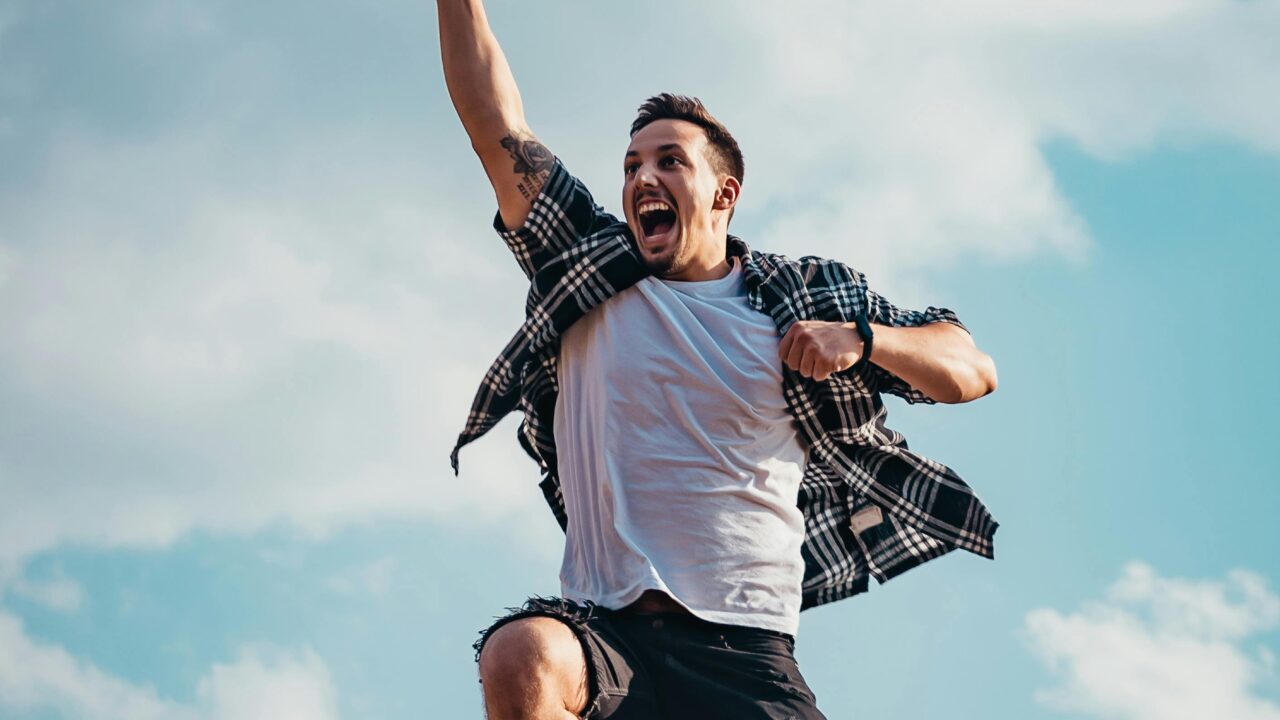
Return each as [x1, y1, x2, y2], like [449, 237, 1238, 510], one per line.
[566, 582, 800, 637]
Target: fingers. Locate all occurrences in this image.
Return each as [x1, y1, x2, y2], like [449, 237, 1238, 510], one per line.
[813, 362, 833, 382]
[780, 321, 858, 381]
[781, 323, 827, 380]
[800, 345, 817, 378]
[778, 324, 798, 365]
[782, 326, 806, 371]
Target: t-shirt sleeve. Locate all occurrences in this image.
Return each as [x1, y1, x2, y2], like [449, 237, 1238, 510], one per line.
[864, 286, 969, 404]
[492, 157, 622, 279]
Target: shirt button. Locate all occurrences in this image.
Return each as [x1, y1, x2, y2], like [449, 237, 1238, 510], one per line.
[652, 618, 664, 630]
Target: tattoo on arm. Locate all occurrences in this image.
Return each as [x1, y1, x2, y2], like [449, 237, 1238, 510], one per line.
[501, 135, 555, 201]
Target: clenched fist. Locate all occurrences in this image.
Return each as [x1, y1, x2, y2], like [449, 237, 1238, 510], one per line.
[778, 320, 866, 381]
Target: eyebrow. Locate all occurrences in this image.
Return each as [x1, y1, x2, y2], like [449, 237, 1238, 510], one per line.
[624, 143, 685, 158]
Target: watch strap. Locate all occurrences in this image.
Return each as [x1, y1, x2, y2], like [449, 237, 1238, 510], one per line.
[852, 314, 874, 369]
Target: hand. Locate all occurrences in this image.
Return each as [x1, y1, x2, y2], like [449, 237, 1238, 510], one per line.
[779, 320, 865, 381]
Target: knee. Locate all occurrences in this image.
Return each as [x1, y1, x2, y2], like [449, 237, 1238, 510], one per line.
[478, 615, 585, 691]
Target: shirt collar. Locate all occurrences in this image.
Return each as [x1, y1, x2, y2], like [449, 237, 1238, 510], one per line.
[726, 235, 767, 292]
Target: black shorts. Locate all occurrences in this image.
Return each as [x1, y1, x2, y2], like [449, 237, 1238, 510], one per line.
[473, 596, 827, 720]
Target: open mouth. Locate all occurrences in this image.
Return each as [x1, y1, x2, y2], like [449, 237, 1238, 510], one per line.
[637, 200, 677, 244]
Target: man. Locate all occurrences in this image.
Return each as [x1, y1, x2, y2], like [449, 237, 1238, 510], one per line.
[439, 2, 999, 718]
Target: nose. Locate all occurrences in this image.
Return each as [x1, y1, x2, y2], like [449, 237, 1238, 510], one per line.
[635, 162, 658, 188]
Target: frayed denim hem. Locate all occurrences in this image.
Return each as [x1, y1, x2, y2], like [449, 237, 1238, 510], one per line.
[473, 596, 606, 719]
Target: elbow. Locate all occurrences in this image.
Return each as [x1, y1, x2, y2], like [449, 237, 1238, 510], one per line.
[976, 352, 998, 398]
[939, 352, 998, 404]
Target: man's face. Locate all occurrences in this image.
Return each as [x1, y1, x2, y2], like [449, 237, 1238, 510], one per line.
[622, 119, 732, 279]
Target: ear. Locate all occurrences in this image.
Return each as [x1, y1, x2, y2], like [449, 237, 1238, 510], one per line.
[714, 176, 741, 212]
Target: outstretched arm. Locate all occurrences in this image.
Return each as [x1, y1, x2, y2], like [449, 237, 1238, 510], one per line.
[780, 321, 997, 403]
[866, 322, 996, 403]
[437, 0, 554, 230]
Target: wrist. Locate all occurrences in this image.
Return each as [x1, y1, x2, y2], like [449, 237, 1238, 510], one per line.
[847, 316, 874, 367]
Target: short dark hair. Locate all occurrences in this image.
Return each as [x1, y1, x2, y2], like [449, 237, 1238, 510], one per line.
[631, 93, 745, 186]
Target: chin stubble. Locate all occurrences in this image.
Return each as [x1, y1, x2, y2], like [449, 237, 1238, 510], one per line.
[645, 254, 677, 277]
[639, 231, 684, 277]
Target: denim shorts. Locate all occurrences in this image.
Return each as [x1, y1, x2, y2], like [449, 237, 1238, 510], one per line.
[473, 596, 827, 720]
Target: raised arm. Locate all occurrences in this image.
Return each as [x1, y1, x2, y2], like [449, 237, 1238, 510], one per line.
[437, 0, 554, 230]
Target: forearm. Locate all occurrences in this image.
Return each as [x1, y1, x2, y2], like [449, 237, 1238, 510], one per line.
[867, 322, 997, 404]
[437, 0, 528, 142]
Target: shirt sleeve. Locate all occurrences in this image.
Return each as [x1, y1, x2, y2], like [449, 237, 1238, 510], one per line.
[864, 286, 969, 404]
[492, 157, 622, 279]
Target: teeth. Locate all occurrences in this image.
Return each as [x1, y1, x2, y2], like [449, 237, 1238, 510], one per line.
[638, 200, 673, 215]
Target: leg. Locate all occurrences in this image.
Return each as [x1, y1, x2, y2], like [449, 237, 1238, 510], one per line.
[478, 616, 590, 720]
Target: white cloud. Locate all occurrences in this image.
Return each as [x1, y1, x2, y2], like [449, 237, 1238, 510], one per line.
[691, 0, 1280, 298]
[196, 645, 339, 720]
[0, 609, 337, 720]
[0, 610, 189, 720]
[1024, 562, 1280, 720]
[1, 0, 1277, 574]
[7, 566, 83, 612]
[326, 557, 396, 598]
[0, 125, 553, 576]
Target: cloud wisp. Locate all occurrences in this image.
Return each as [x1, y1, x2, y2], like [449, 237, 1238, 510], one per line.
[1024, 563, 1280, 720]
[0, 609, 338, 720]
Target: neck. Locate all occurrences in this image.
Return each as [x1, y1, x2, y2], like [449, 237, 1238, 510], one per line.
[664, 229, 730, 281]
[665, 256, 732, 282]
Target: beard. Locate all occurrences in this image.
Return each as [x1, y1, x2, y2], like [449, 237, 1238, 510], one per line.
[642, 248, 678, 277]
[637, 226, 689, 278]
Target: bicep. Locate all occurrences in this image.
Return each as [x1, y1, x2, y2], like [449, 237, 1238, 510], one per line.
[856, 279, 969, 404]
[474, 132, 620, 277]
[472, 127, 556, 231]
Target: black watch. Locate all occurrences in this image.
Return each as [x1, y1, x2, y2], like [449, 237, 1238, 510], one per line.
[852, 314, 874, 369]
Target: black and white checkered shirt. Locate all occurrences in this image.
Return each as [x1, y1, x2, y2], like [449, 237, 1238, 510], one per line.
[451, 158, 997, 609]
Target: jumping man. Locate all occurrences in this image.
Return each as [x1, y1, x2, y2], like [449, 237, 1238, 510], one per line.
[439, 1, 1000, 717]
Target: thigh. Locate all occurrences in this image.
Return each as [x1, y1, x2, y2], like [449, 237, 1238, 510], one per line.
[660, 618, 827, 720]
[473, 597, 660, 719]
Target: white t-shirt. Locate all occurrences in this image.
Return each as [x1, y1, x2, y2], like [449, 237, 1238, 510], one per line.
[554, 258, 808, 635]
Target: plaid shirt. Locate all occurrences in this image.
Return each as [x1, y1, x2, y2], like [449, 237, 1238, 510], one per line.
[451, 158, 997, 610]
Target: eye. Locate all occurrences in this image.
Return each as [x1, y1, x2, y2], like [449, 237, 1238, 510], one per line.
[624, 163, 638, 175]
[661, 156, 682, 167]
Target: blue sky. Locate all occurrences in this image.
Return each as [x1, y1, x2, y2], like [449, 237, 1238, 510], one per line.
[1, 1, 1278, 718]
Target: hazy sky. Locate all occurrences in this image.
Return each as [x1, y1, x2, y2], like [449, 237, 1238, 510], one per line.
[1, 1, 1278, 718]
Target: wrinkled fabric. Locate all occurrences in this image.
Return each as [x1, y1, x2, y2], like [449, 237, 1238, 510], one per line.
[452, 158, 999, 609]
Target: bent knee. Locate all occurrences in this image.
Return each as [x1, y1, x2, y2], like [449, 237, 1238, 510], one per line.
[478, 615, 587, 686]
